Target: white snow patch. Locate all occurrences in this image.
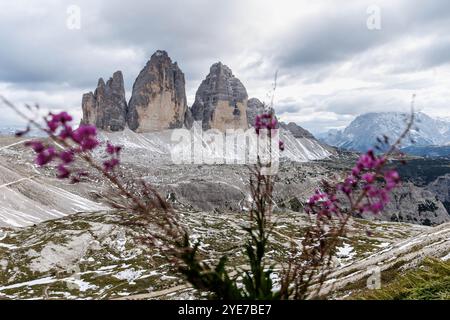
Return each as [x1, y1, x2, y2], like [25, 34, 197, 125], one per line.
[114, 269, 144, 282]
[336, 243, 355, 260]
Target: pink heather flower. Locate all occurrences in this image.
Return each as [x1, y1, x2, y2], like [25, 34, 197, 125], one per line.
[25, 140, 45, 153]
[351, 166, 361, 177]
[384, 170, 400, 183]
[337, 183, 352, 195]
[384, 170, 400, 191]
[57, 164, 70, 179]
[378, 189, 390, 204]
[307, 145, 402, 219]
[72, 125, 96, 141]
[365, 185, 379, 197]
[344, 176, 357, 186]
[370, 202, 384, 214]
[50, 112, 73, 124]
[106, 142, 122, 155]
[374, 156, 386, 167]
[59, 150, 74, 164]
[59, 125, 74, 140]
[358, 155, 374, 169]
[308, 191, 326, 205]
[80, 137, 99, 151]
[362, 173, 376, 184]
[45, 112, 74, 133]
[72, 125, 99, 151]
[36, 147, 56, 166]
[386, 181, 397, 191]
[46, 119, 59, 133]
[103, 158, 120, 172]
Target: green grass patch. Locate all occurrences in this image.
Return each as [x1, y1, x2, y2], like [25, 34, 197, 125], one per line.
[357, 258, 450, 300]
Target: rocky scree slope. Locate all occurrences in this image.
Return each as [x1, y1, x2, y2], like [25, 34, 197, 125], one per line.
[1, 209, 445, 300]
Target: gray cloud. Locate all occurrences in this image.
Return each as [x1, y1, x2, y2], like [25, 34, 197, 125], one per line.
[1, 0, 450, 130]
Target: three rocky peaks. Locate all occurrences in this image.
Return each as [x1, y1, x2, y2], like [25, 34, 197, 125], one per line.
[81, 50, 313, 137]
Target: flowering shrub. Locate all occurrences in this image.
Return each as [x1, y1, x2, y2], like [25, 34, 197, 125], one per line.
[306, 149, 401, 218]
[254, 112, 284, 152]
[2, 96, 413, 300]
[23, 112, 122, 183]
[254, 113, 278, 136]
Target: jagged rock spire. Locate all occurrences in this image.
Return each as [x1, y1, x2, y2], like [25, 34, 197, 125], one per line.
[127, 50, 188, 132]
[81, 71, 127, 132]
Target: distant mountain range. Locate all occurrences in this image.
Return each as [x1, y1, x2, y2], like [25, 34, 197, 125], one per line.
[0, 127, 19, 135]
[0, 126, 47, 137]
[318, 112, 450, 155]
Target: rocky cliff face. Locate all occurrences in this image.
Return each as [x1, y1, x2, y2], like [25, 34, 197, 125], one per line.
[427, 174, 450, 213]
[81, 71, 127, 132]
[363, 182, 450, 226]
[246, 98, 266, 128]
[127, 50, 188, 132]
[191, 62, 248, 131]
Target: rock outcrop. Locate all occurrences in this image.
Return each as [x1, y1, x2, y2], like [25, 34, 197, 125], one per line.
[427, 174, 450, 213]
[81, 71, 127, 132]
[246, 98, 267, 128]
[279, 122, 315, 139]
[191, 62, 248, 131]
[127, 50, 188, 132]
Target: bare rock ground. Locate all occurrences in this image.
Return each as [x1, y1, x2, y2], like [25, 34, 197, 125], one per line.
[0, 209, 443, 300]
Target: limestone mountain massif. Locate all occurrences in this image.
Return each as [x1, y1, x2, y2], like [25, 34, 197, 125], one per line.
[81, 51, 188, 133]
[81, 71, 127, 132]
[80, 49, 318, 143]
[127, 50, 188, 132]
[190, 62, 248, 131]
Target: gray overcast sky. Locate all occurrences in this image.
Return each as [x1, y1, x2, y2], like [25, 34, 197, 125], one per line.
[1, 0, 450, 133]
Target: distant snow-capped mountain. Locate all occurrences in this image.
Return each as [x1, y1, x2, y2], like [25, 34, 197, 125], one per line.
[0, 127, 47, 137]
[319, 112, 450, 152]
[0, 126, 18, 135]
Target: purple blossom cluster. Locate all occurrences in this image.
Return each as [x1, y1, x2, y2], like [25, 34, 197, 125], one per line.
[254, 113, 284, 151]
[254, 113, 278, 135]
[306, 149, 401, 217]
[25, 112, 121, 182]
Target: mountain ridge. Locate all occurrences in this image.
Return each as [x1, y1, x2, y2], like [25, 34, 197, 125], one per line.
[320, 111, 450, 152]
